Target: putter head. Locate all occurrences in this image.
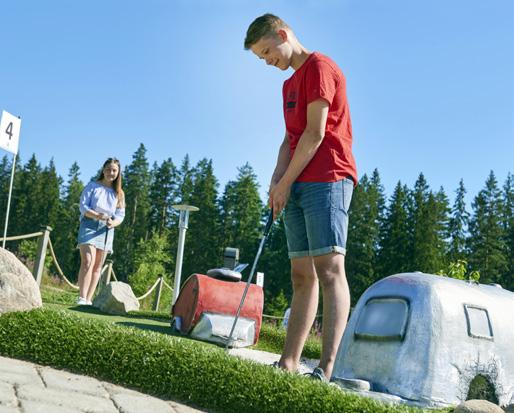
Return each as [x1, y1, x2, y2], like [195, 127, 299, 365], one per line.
[225, 337, 234, 350]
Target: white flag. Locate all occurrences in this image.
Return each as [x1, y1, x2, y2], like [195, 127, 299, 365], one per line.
[0, 110, 21, 155]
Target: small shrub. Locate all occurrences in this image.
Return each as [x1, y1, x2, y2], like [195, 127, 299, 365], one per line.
[129, 231, 171, 298]
[18, 239, 52, 274]
[264, 290, 289, 317]
[436, 260, 480, 282]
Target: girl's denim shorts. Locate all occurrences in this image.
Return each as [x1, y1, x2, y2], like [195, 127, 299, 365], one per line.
[77, 217, 114, 253]
[284, 177, 353, 259]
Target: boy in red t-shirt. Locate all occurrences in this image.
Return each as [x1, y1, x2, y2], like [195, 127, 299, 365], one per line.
[245, 13, 357, 382]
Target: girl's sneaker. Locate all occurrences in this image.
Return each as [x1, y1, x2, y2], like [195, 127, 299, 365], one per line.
[76, 297, 88, 305]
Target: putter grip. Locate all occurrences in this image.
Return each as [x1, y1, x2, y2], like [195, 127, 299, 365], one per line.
[263, 209, 274, 237]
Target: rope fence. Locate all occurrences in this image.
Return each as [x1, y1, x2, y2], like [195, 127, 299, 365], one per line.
[3, 227, 171, 312]
[136, 277, 162, 301]
[47, 238, 79, 290]
[162, 278, 173, 291]
[0, 231, 44, 242]
[110, 267, 118, 282]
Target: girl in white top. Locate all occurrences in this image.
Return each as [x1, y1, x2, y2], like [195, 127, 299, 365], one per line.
[76, 158, 125, 305]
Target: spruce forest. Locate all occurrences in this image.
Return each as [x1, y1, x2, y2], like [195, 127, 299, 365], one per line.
[1, 143, 513, 313]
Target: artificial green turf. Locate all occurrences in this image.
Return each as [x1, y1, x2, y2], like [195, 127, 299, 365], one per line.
[0, 308, 438, 413]
[45, 301, 322, 359]
[256, 323, 321, 359]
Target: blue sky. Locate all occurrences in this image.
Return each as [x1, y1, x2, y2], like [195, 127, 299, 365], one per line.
[1, 0, 512, 206]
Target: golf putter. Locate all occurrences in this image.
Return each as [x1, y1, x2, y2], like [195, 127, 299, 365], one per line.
[225, 209, 274, 350]
[104, 216, 114, 251]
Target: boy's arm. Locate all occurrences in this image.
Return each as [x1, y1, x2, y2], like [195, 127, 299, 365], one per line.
[269, 132, 291, 192]
[270, 99, 329, 218]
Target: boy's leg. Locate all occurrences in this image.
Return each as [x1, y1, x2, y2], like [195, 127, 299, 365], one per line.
[313, 252, 350, 379]
[300, 178, 353, 379]
[279, 256, 318, 372]
[280, 183, 319, 372]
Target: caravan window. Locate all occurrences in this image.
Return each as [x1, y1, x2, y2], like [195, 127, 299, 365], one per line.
[354, 297, 410, 341]
[464, 305, 493, 340]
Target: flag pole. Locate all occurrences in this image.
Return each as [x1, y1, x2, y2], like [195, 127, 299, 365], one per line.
[2, 152, 17, 249]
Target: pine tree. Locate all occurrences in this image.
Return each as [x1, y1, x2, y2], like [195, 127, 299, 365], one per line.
[448, 179, 469, 262]
[220, 163, 263, 265]
[148, 158, 178, 235]
[167, 155, 195, 277]
[39, 159, 62, 230]
[407, 174, 449, 273]
[113, 144, 151, 279]
[346, 170, 386, 303]
[502, 173, 514, 290]
[429, 187, 450, 272]
[52, 162, 84, 280]
[409, 173, 430, 272]
[378, 182, 411, 276]
[177, 155, 194, 205]
[346, 175, 367, 293]
[12, 155, 43, 238]
[468, 171, 508, 284]
[181, 159, 221, 277]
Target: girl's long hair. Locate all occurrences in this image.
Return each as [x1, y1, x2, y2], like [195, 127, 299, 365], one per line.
[97, 158, 125, 208]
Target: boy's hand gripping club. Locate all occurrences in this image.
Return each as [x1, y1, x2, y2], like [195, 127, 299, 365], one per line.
[225, 209, 274, 350]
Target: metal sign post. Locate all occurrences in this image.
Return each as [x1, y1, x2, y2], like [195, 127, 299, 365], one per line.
[0, 110, 21, 249]
[171, 204, 199, 305]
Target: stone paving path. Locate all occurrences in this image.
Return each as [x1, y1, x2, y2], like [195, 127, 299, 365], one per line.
[0, 356, 207, 413]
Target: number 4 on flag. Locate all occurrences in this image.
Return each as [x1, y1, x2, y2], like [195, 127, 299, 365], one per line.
[0, 110, 21, 155]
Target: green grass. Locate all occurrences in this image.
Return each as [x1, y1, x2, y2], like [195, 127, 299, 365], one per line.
[41, 283, 322, 359]
[40, 285, 78, 305]
[44, 302, 179, 336]
[0, 308, 437, 413]
[255, 323, 321, 359]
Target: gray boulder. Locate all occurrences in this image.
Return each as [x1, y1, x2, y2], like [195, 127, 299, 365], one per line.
[0, 248, 42, 314]
[93, 282, 139, 315]
[454, 400, 503, 413]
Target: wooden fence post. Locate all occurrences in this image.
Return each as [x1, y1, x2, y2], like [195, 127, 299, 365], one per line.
[33, 225, 52, 286]
[152, 276, 163, 312]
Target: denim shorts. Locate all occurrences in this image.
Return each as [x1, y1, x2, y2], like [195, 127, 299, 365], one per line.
[284, 178, 353, 259]
[77, 217, 114, 253]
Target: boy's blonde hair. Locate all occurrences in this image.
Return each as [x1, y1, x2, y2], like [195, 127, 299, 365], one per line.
[244, 13, 290, 50]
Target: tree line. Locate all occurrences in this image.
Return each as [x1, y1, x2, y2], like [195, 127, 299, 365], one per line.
[1, 144, 512, 313]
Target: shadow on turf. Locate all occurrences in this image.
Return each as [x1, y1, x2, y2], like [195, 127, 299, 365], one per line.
[66, 305, 226, 348]
[116, 321, 174, 335]
[67, 305, 182, 336]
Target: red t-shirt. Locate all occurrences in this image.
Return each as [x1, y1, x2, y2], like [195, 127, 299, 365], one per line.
[283, 52, 357, 184]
